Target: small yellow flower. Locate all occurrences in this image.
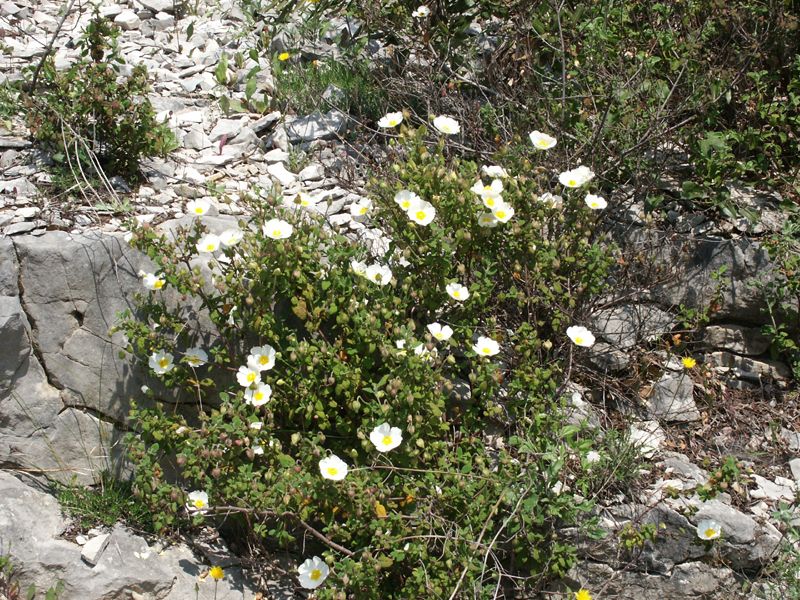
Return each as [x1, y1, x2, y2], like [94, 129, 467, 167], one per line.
[682, 356, 697, 369]
[575, 589, 592, 600]
[209, 566, 224, 581]
[278, 52, 290, 61]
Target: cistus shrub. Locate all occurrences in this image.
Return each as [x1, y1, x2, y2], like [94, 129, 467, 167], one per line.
[118, 118, 615, 598]
[22, 13, 176, 184]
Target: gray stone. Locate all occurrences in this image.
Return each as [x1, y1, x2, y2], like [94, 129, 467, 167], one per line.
[593, 304, 675, 350]
[298, 163, 325, 182]
[586, 341, 630, 372]
[182, 125, 212, 151]
[3, 221, 37, 235]
[708, 351, 791, 382]
[133, 0, 173, 12]
[704, 324, 770, 356]
[286, 110, 348, 144]
[0, 472, 256, 599]
[750, 474, 795, 502]
[80, 533, 110, 566]
[781, 428, 800, 451]
[266, 162, 297, 188]
[114, 9, 141, 30]
[251, 111, 281, 135]
[625, 227, 794, 324]
[209, 118, 248, 142]
[789, 458, 800, 482]
[644, 371, 699, 422]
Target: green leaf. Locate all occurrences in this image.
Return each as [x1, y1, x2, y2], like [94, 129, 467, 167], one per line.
[215, 53, 229, 86]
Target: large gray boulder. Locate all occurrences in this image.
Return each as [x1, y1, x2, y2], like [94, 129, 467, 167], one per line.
[0, 471, 258, 599]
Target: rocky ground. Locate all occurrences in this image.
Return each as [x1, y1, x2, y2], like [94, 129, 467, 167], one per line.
[0, 0, 798, 598]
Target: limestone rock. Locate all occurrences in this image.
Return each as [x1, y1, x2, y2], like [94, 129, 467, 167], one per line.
[708, 351, 791, 383]
[593, 304, 675, 350]
[644, 371, 700, 422]
[586, 341, 630, 372]
[286, 110, 348, 144]
[704, 324, 770, 356]
[80, 533, 110, 566]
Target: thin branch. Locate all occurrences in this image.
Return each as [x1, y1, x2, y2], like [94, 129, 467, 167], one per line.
[31, 0, 80, 91]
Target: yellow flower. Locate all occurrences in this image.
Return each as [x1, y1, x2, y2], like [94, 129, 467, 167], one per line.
[209, 566, 224, 581]
[278, 52, 290, 61]
[682, 356, 697, 369]
[575, 589, 592, 600]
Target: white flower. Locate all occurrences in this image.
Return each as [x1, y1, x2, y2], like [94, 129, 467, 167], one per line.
[413, 343, 437, 362]
[470, 179, 504, 207]
[219, 228, 243, 247]
[427, 322, 453, 341]
[481, 165, 508, 178]
[183, 347, 208, 367]
[249, 421, 263, 430]
[446, 282, 469, 301]
[319, 454, 348, 481]
[350, 259, 368, 277]
[252, 445, 264, 455]
[350, 198, 373, 218]
[491, 201, 515, 223]
[285, 191, 320, 210]
[566, 325, 596, 347]
[411, 5, 431, 18]
[244, 382, 272, 406]
[186, 198, 210, 216]
[365, 264, 393, 286]
[473, 336, 500, 357]
[585, 450, 601, 464]
[187, 490, 209, 513]
[395, 339, 407, 355]
[529, 130, 557, 150]
[696, 519, 722, 541]
[298, 556, 330, 589]
[148, 351, 174, 375]
[236, 365, 261, 387]
[432, 115, 460, 135]
[407, 199, 436, 225]
[141, 272, 165, 291]
[558, 165, 595, 188]
[394, 190, 422, 211]
[369, 423, 403, 452]
[477, 212, 499, 228]
[378, 111, 403, 128]
[262, 218, 293, 240]
[247, 345, 276, 372]
[585, 194, 607, 210]
[538, 192, 564, 207]
[196, 233, 221, 254]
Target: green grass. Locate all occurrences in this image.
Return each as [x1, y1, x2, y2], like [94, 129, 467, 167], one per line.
[55, 471, 154, 533]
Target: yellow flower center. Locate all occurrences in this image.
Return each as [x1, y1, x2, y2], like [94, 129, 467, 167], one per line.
[273, 229, 282, 237]
[359, 207, 368, 215]
[574, 336, 584, 345]
[496, 210, 506, 219]
[327, 467, 338, 476]
[483, 185, 492, 192]
[435, 333, 444, 340]
[159, 358, 170, 368]
[568, 179, 577, 186]
[194, 207, 204, 214]
[453, 291, 461, 299]
[382, 435, 393, 446]
[206, 244, 215, 251]
[374, 273, 383, 281]
[704, 528, 716, 538]
[537, 140, 549, 148]
[415, 210, 426, 220]
[482, 347, 491, 354]
[154, 280, 164, 289]
[486, 198, 495, 207]
[247, 372, 256, 382]
[389, 119, 398, 126]
[254, 391, 263, 401]
[259, 355, 269, 365]
[401, 201, 411, 208]
[310, 568, 322, 581]
[193, 499, 205, 509]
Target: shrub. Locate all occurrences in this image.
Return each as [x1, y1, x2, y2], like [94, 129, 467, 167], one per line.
[118, 118, 616, 596]
[20, 12, 176, 185]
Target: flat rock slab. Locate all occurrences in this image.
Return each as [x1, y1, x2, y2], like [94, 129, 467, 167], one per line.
[0, 471, 258, 599]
